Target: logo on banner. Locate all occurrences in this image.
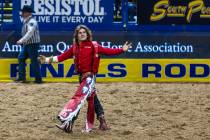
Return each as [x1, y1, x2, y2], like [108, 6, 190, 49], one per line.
[7, 60, 210, 82]
[20, 0, 105, 23]
[1, 41, 194, 54]
[151, 0, 210, 23]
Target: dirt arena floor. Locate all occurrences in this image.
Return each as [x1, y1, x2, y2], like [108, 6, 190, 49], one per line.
[0, 82, 210, 140]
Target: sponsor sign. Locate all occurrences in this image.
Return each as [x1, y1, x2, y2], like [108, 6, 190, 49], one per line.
[0, 59, 210, 82]
[1, 32, 210, 58]
[16, 0, 111, 25]
[138, 0, 210, 25]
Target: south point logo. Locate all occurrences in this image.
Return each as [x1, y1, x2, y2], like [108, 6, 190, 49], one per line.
[150, 0, 210, 23]
[21, 0, 105, 16]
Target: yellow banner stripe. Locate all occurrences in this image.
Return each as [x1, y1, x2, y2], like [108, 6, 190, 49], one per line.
[0, 59, 210, 82]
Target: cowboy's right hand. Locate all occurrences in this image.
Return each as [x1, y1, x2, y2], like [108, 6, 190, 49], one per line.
[38, 55, 46, 64]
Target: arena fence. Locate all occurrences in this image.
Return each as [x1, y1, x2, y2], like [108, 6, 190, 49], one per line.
[0, 59, 210, 82]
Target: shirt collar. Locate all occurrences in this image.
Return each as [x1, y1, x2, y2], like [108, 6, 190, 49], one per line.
[23, 15, 32, 23]
[79, 41, 93, 48]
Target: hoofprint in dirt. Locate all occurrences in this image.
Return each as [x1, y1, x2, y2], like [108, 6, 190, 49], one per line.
[0, 82, 210, 140]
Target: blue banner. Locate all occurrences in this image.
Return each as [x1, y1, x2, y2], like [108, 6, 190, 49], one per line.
[1, 31, 210, 59]
[13, 0, 113, 30]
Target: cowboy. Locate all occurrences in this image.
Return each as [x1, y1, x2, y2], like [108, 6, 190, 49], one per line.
[39, 25, 132, 133]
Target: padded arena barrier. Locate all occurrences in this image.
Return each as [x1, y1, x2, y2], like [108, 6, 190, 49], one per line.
[0, 59, 210, 82]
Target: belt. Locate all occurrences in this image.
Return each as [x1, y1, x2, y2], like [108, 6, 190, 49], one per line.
[82, 72, 93, 79]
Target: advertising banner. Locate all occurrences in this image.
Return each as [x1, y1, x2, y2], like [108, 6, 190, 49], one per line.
[12, 0, 113, 30]
[138, 0, 210, 25]
[0, 59, 210, 82]
[1, 32, 210, 59]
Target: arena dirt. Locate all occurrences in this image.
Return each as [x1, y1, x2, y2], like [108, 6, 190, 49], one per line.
[0, 82, 210, 140]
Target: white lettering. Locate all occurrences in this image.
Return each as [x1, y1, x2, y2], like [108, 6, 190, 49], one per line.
[45, 0, 54, 15]
[34, 0, 44, 15]
[57, 42, 69, 53]
[135, 42, 143, 52]
[2, 42, 11, 52]
[21, 0, 32, 8]
[72, 0, 82, 15]
[39, 44, 53, 52]
[94, 0, 104, 15]
[22, 0, 105, 16]
[61, 0, 71, 15]
[2, 42, 22, 52]
[83, 0, 94, 16]
[101, 42, 111, 48]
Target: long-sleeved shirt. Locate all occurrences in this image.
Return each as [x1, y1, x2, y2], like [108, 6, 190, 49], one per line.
[20, 16, 40, 45]
[53, 41, 124, 74]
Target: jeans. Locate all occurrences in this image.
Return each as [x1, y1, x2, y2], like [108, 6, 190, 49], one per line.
[18, 43, 42, 82]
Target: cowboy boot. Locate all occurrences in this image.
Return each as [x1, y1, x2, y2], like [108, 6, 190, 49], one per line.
[98, 115, 109, 131]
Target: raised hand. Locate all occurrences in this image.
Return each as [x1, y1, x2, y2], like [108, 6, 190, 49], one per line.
[122, 41, 132, 52]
